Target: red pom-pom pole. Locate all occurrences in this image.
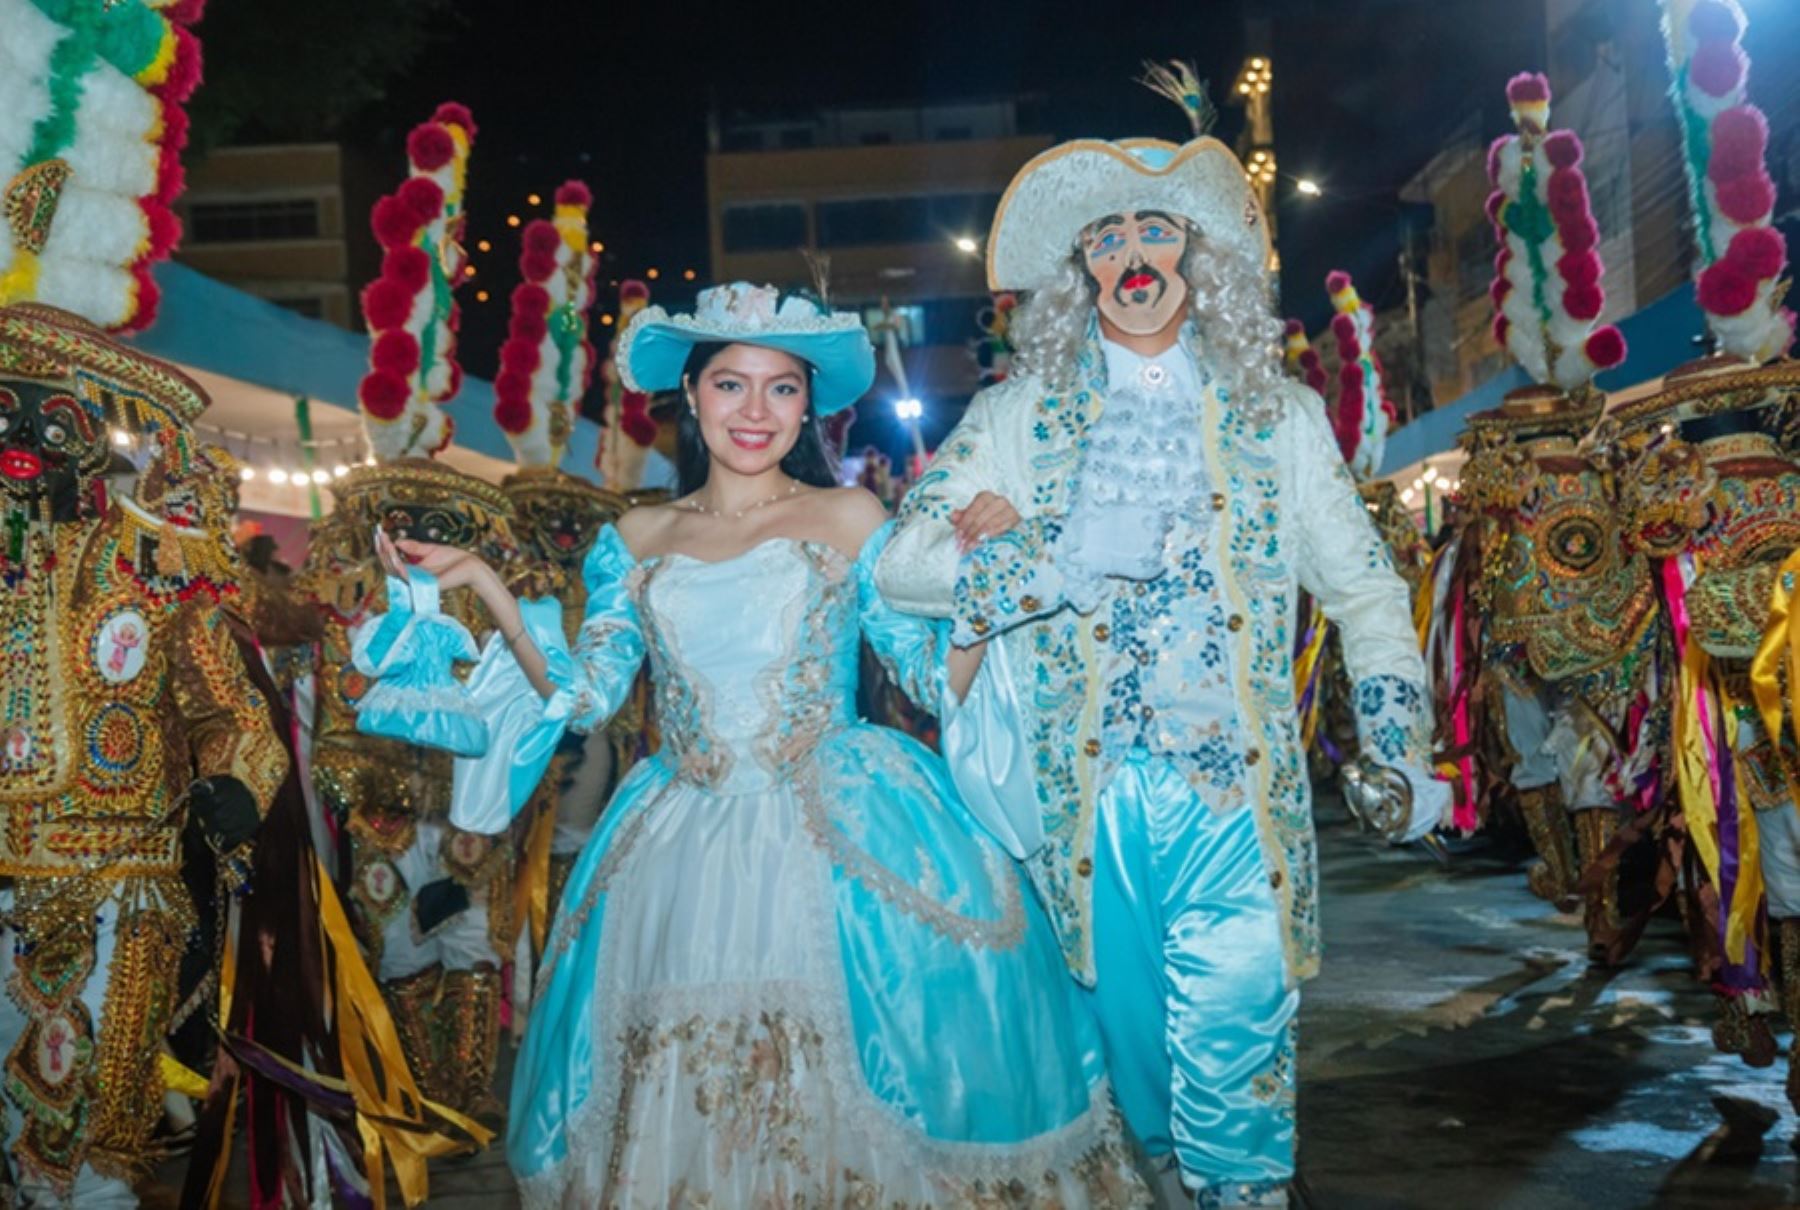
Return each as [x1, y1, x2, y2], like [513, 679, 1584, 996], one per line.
[1585, 326, 1626, 369]
[359, 371, 411, 420]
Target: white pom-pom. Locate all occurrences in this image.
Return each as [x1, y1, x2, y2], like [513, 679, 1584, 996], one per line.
[40, 185, 148, 264]
[74, 59, 159, 140]
[35, 252, 134, 327]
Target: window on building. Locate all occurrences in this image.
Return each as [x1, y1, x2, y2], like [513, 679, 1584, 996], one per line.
[721, 203, 808, 253]
[1452, 223, 1492, 305]
[861, 304, 926, 347]
[188, 198, 321, 243]
[920, 297, 987, 346]
[817, 197, 932, 248]
[926, 193, 1002, 235]
[778, 127, 815, 150]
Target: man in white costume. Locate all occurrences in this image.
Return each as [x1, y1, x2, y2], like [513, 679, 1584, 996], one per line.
[878, 136, 1449, 1207]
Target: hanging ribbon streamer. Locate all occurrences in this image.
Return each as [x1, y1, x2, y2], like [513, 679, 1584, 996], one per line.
[1448, 578, 1479, 832]
[313, 852, 492, 1207]
[1293, 600, 1330, 751]
[1665, 556, 1763, 973]
[1751, 549, 1800, 809]
[295, 396, 322, 519]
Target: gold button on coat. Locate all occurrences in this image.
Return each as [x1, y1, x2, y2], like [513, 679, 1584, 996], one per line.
[1245, 748, 1262, 767]
[1227, 614, 1244, 632]
[1077, 858, 1094, 878]
[1084, 738, 1102, 757]
[1020, 595, 1040, 613]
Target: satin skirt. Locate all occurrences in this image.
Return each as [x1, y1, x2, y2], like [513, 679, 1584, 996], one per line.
[1085, 751, 1298, 1206]
[508, 723, 1147, 1208]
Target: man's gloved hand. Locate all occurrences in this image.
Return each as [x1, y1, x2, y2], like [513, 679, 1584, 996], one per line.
[413, 877, 471, 935]
[1400, 766, 1453, 844]
[1342, 758, 1449, 846]
[188, 776, 262, 854]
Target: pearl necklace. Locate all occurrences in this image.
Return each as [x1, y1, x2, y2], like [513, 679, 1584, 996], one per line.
[676, 480, 802, 520]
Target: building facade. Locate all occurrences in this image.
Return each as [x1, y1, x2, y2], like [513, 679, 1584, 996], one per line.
[1400, 0, 1799, 407]
[706, 99, 1052, 413]
[174, 143, 370, 329]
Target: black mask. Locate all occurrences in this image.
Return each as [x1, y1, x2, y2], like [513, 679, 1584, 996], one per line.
[0, 377, 105, 508]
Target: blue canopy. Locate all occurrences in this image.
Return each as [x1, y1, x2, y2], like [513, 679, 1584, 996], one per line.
[1379, 283, 1706, 476]
[129, 261, 605, 479]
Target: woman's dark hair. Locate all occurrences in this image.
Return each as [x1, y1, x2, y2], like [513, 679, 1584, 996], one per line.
[675, 340, 840, 495]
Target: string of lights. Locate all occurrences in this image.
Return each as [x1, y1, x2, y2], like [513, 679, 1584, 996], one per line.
[187, 420, 376, 485]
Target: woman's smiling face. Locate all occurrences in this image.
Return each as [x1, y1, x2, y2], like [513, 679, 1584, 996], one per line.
[687, 343, 811, 477]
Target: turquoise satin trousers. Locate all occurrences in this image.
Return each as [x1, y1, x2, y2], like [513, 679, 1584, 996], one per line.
[1083, 751, 1298, 1205]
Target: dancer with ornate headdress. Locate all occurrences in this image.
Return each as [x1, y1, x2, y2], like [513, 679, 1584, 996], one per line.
[1581, 0, 1800, 1089]
[491, 180, 632, 964]
[876, 82, 1449, 1204]
[1450, 71, 1659, 965]
[298, 101, 524, 1131]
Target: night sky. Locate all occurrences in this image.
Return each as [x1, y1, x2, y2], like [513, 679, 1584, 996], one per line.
[303, 0, 1770, 454]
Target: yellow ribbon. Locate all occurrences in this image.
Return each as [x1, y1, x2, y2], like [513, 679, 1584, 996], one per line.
[159, 1051, 209, 1100]
[313, 853, 493, 1208]
[1751, 549, 1800, 811]
[1675, 626, 1763, 964]
[521, 784, 558, 958]
[1293, 609, 1329, 751]
[1413, 544, 1443, 654]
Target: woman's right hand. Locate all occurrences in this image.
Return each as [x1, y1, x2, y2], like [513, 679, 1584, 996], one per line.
[377, 530, 495, 594]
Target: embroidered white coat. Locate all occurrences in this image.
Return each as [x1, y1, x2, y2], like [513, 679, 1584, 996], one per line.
[876, 341, 1434, 987]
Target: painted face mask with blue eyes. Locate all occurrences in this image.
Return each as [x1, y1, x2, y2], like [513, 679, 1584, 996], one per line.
[1080, 210, 1191, 340]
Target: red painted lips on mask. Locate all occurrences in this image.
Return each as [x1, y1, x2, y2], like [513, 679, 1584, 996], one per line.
[1123, 272, 1157, 292]
[0, 449, 43, 481]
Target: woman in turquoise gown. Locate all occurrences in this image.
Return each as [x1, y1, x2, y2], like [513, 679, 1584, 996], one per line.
[370, 284, 1147, 1207]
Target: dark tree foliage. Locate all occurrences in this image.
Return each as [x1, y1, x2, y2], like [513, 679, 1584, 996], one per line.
[188, 0, 462, 150]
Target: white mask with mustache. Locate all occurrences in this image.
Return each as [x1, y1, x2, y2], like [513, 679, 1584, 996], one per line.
[1081, 211, 1191, 339]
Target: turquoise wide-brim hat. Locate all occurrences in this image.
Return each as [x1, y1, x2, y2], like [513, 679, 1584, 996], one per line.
[617, 282, 876, 416]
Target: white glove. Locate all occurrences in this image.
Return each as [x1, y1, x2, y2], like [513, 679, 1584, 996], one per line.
[1400, 767, 1452, 843]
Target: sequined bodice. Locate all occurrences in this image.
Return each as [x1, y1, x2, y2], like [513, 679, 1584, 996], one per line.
[633, 539, 860, 792]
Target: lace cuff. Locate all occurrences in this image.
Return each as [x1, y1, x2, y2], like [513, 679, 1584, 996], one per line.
[1354, 673, 1449, 838]
[952, 514, 1072, 646]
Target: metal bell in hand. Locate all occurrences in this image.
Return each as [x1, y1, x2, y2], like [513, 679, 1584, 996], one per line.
[1340, 757, 1414, 842]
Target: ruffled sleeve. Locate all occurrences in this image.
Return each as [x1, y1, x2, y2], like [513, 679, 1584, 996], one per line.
[855, 521, 952, 712]
[567, 525, 649, 732]
[447, 524, 646, 834]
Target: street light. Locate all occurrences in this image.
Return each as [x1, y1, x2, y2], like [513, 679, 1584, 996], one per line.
[954, 236, 979, 254]
[894, 398, 927, 477]
[1296, 178, 1322, 197]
